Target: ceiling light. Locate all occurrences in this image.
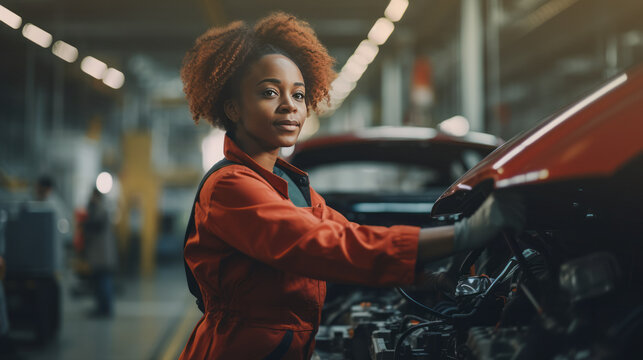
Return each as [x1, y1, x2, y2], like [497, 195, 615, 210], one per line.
[439, 115, 470, 137]
[341, 69, 366, 83]
[52, 40, 78, 63]
[354, 40, 379, 65]
[384, 0, 409, 22]
[22, 23, 52, 48]
[331, 78, 356, 95]
[102, 68, 125, 89]
[346, 54, 370, 69]
[342, 59, 368, 82]
[96, 172, 113, 194]
[367, 18, 395, 45]
[81, 56, 107, 79]
[0, 5, 21, 29]
[329, 98, 344, 111]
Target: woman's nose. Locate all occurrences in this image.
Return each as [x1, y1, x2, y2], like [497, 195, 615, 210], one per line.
[278, 96, 297, 113]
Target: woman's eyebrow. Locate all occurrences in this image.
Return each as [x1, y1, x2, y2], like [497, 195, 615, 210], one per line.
[256, 78, 305, 87]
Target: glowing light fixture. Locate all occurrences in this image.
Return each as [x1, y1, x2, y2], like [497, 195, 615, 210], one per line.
[345, 55, 368, 73]
[384, 0, 409, 22]
[52, 40, 78, 63]
[325, 0, 411, 114]
[342, 58, 368, 82]
[354, 40, 379, 65]
[96, 172, 113, 194]
[0, 5, 21, 29]
[22, 23, 52, 48]
[438, 115, 470, 137]
[102, 68, 125, 89]
[81, 56, 108, 79]
[367, 18, 394, 45]
[331, 78, 356, 95]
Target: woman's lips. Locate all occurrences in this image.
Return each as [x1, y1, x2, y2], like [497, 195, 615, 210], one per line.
[274, 120, 300, 132]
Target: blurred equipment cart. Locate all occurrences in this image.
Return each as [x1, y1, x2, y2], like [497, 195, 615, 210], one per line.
[3, 202, 62, 344]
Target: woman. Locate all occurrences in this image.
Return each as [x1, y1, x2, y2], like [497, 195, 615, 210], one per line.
[179, 13, 524, 359]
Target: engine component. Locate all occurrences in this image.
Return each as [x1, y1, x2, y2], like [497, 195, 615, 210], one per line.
[559, 252, 621, 303]
[465, 326, 529, 360]
[454, 276, 493, 298]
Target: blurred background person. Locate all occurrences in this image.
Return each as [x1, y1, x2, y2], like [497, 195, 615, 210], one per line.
[34, 175, 72, 241]
[83, 188, 117, 318]
[33, 175, 72, 271]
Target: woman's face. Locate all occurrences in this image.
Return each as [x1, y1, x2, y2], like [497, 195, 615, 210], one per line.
[230, 54, 307, 154]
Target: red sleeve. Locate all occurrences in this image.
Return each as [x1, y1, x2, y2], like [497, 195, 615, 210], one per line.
[310, 187, 352, 225]
[199, 166, 419, 286]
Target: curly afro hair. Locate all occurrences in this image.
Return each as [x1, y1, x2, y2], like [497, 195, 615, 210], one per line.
[181, 12, 336, 131]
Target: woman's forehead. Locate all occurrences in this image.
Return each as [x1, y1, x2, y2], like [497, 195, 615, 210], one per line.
[243, 54, 305, 86]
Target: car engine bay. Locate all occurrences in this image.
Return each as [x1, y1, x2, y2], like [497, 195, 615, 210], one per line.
[314, 156, 643, 360]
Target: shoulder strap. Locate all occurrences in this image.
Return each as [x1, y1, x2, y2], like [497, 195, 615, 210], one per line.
[183, 158, 238, 313]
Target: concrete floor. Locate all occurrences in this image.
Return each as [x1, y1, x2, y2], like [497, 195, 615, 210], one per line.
[9, 262, 202, 360]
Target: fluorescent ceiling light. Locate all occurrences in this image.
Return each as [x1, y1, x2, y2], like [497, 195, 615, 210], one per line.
[52, 40, 78, 63]
[342, 58, 368, 82]
[368, 18, 395, 45]
[346, 55, 369, 72]
[22, 23, 52, 48]
[329, 98, 344, 111]
[384, 0, 409, 22]
[0, 5, 21, 29]
[102, 68, 125, 89]
[341, 69, 365, 83]
[331, 78, 356, 95]
[325, 4, 401, 115]
[354, 40, 379, 65]
[81, 56, 108, 79]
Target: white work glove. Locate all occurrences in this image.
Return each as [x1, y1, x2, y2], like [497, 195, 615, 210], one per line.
[453, 193, 526, 252]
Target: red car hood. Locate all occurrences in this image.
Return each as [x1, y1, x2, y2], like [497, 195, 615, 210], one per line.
[432, 65, 643, 216]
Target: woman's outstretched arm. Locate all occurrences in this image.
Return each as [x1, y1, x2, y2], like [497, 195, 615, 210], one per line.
[417, 193, 526, 262]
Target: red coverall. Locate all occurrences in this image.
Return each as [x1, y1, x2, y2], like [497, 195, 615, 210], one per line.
[180, 135, 420, 359]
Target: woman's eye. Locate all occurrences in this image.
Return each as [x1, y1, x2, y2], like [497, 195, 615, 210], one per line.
[262, 89, 278, 97]
[293, 92, 305, 101]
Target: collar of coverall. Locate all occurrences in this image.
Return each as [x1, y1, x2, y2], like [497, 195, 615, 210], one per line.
[223, 133, 310, 200]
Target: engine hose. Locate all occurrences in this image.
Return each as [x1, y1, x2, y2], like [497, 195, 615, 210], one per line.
[393, 321, 444, 360]
[502, 231, 536, 282]
[396, 287, 452, 320]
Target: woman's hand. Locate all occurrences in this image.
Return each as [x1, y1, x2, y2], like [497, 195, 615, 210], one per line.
[453, 193, 526, 252]
[412, 270, 456, 294]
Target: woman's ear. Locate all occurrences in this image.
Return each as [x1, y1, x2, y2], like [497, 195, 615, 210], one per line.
[224, 99, 240, 123]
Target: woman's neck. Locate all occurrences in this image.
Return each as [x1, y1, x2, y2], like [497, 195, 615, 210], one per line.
[233, 132, 279, 171]
[247, 150, 279, 171]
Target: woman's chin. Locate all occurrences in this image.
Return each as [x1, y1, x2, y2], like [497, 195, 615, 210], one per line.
[276, 134, 299, 148]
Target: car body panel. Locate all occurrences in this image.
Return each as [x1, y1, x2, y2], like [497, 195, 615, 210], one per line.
[292, 126, 502, 155]
[432, 66, 643, 216]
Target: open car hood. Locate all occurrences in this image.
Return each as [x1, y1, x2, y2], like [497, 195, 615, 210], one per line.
[432, 65, 643, 216]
